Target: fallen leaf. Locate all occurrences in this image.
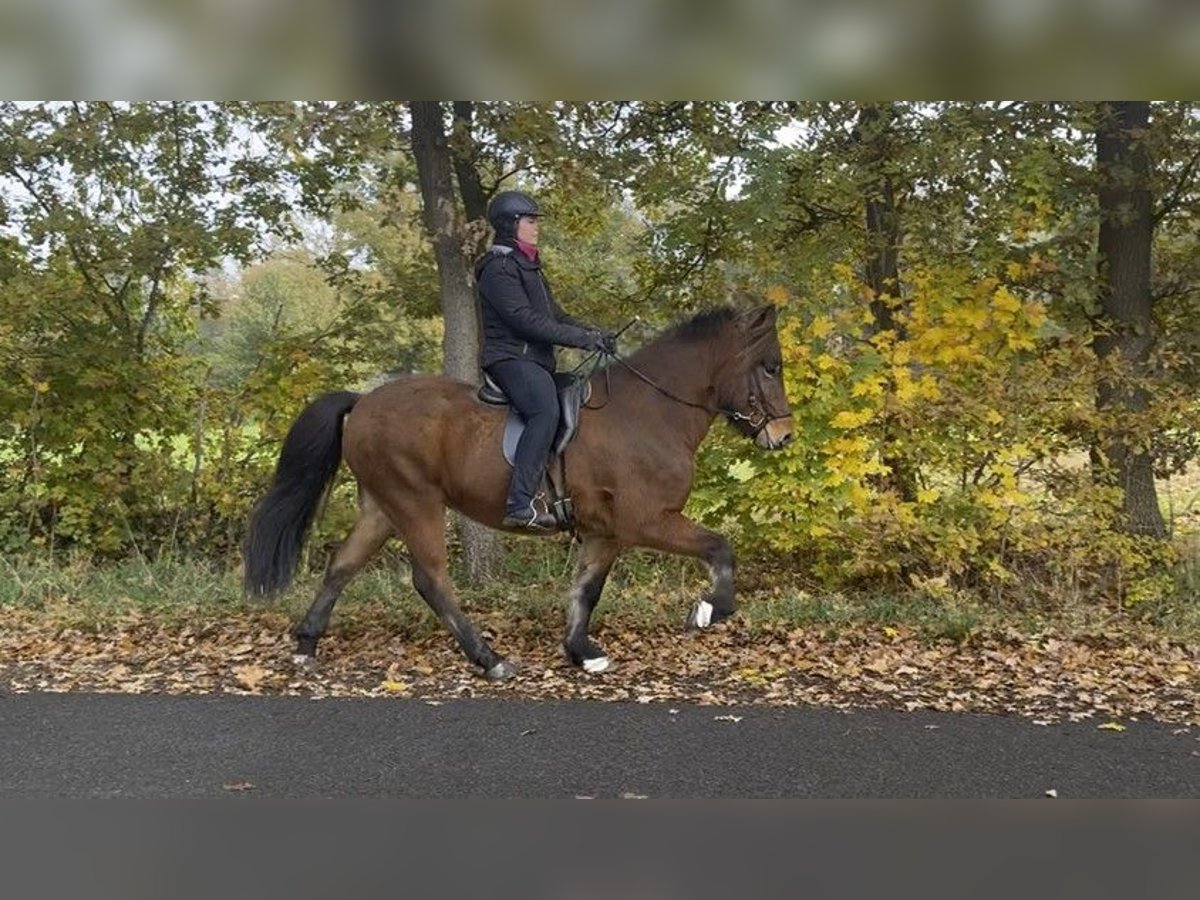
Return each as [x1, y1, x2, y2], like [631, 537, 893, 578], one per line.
[380, 680, 409, 694]
[713, 714, 743, 723]
[233, 665, 268, 691]
[1044, 789, 1058, 799]
[1097, 721, 1127, 732]
[222, 782, 254, 792]
[2, 598, 1197, 729]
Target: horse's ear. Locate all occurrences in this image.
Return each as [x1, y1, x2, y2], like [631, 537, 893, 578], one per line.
[742, 304, 777, 332]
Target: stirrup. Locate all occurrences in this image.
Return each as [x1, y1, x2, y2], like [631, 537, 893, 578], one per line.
[502, 509, 557, 532]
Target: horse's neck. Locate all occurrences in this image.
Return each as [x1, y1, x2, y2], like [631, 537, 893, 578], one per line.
[617, 338, 720, 446]
[628, 336, 718, 400]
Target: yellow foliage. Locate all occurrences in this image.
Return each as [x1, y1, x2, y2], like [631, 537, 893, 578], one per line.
[852, 376, 886, 399]
[814, 353, 845, 374]
[765, 284, 791, 305]
[686, 257, 1189, 608]
[830, 408, 875, 429]
[990, 286, 1023, 315]
[808, 315, 835, 338]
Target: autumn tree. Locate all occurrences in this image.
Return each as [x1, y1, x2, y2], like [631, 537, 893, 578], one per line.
[409, 100, 500, 580]
[0, 101, 293, 551]
[1092, 101, 1166, 539]
[5, 100, 1199, 606]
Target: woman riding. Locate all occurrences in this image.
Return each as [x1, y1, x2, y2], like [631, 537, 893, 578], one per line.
[474, 190, 616, 532]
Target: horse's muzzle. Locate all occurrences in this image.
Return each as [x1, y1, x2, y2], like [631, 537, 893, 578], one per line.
[756, 417, 795, 450]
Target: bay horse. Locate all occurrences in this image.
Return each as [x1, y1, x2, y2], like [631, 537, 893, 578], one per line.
[243, 303, 794, 679]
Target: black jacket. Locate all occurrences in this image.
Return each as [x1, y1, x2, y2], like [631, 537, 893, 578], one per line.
[475, 243, 596, 372]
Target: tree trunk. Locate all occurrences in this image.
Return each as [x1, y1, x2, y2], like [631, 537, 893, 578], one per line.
[857, 102, 916, 502]
[450, 102, 494, 275]
[859, 104, 902, 336]
[451, 101, 488, 222]
[1093, 101, 1166, 539]
[409, 101, 501, 580]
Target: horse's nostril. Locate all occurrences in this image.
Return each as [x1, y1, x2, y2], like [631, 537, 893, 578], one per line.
[780, 432, 795, 447]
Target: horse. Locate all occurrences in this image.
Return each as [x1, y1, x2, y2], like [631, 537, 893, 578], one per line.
[242, 303, 795, 680]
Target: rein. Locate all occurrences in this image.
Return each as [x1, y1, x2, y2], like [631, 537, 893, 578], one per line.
[573, 322, 785, 438]
[610, 353, 757, 426]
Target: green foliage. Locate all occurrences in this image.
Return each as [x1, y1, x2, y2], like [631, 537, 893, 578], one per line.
[0, 102, 431, 557]
[2, 101, 1199, 615]
[690, 256, 1196, 606]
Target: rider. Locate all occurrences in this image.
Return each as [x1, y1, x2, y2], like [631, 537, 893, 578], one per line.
[475, 190, 616, 532]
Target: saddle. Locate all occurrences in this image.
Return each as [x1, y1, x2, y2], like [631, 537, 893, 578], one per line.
[477, 373, 592, 531]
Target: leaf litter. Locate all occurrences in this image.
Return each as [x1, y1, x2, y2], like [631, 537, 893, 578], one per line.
[1, 606, 1197, 726]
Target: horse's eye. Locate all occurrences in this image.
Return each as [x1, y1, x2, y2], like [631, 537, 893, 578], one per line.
[763, 362, 781, 378]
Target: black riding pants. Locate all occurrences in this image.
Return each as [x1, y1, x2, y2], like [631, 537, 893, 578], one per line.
[485, 359, 560, 515]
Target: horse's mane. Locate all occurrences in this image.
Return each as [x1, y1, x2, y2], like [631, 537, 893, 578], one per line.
[630, 306, 737, 357]
[629, 305, 773, 371]
[664, 306, 740, 343]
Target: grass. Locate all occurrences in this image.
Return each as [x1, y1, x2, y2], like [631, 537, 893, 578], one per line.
[0, 553, 249, 624]
[3, 538, 1198, 646]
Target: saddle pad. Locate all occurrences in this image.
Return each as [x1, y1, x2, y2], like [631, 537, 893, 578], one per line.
[492, 377, 592, 467]
[501, 411, 524, 467]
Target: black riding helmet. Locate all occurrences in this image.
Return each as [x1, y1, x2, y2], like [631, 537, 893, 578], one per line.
[487, 190, 541, 239]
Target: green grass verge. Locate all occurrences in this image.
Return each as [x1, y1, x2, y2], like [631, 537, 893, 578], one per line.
[3, 539, 1198, 644]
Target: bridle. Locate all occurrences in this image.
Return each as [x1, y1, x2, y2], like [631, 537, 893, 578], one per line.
[580, 348, 789, 440]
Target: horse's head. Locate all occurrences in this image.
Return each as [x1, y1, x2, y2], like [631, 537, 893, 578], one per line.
[718, 304, 795, 450]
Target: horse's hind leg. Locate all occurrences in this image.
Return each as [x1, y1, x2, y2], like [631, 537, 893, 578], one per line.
[562, 536, 620, 673]
[292, 491, 393, 665]
[398, 496, 516, 680]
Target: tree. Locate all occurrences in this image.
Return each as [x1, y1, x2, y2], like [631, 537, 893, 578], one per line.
[0, 101, 293, 551]
[1093, 101, 1167, 538]
[409, 100, 500, 580]
[854, 102, 916, 502]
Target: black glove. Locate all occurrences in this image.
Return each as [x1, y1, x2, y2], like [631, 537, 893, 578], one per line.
[586, 329, 618, 355]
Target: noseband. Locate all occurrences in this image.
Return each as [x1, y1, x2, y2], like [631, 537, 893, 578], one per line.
[728, 367, 792, 438]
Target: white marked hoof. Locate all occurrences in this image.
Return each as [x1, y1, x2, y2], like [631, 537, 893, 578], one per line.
[690, 600, 714, 629]
[582, 656, 611, 674]
[485, 659, 519, 681]
[292, 653, 318, 671]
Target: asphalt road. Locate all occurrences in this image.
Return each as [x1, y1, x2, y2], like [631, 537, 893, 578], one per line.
[2, 692, 1197, 798]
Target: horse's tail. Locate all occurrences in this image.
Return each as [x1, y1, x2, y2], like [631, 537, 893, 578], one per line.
[243, 390, 361, 598]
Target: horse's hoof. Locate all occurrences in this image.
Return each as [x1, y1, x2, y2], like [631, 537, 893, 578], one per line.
[292, 653, 318, 672]
[582, 656, 611, 674]
[484, 659, 519, 681]
[687, 599, 714, 629]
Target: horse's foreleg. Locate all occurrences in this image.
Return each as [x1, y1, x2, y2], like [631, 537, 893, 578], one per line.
[636, 512, 735, 630]
[293, 492, 393, 664]
[563, 536, 621, 672]
[401, 506, 515, 680]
